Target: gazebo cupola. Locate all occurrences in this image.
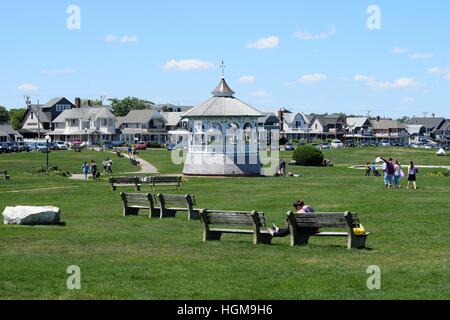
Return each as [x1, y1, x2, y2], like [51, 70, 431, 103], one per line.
[182, 76, 264, 176]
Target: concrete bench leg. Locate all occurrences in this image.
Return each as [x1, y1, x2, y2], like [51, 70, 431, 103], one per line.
[256, 234, 273, 245]
[124, 208, 140, 216]
[204, 231, 222, 242]
[350, 235, 367, 250]
[291, 233, 310, 246]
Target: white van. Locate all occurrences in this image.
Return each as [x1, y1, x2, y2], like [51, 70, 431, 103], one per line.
[331, 139, 344, 149]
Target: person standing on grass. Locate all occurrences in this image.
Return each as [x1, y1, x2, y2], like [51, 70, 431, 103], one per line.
[82, 161, 89, 180]
[407, 161, 418, 190]
[365, 162, 371, 176]
[279, 158, 286, 177]
[106, 157, 113, 174]
[381, 157, 395, 189]
[91, 160, 98, 181]
[394, 160, 402, 189]
[102, 159, 108, 173]
[127, 145, 132, 156]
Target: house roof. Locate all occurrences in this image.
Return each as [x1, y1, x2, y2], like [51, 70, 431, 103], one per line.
[53, 107, 115, 123]
[258, 112, 278, 124]
[313, 115, 341, 126]
[119, 109, 165, 124]
[346, 117, 370, 129]
[0, 124, 22, 137]
[182, 77, 264, 118]
[28, 105, 51, 123]
[405, 117, 446, 131]
[161, 112, 185, 127]
[406, 125, 425, 135]
[371, 119, 406, 130]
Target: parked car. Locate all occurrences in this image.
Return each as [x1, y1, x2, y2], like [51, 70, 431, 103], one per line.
[317, 142, 331, 150]
[379, 140, 391, 147]
[331, 139, 344, 149]
[6, 142, 19, 153]
[285, 142, 295, 151]
[55, 141, 69, 150]
[16, 141, 31, 152]
[27, 142, 38, 151]
[36, 142, 50, 153]
[135, 141, 147, 150]
[0, 144, 4, 154]
[0, 142, 11, 153]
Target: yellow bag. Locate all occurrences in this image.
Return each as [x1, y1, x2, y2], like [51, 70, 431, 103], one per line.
[353, 224, 366, 236]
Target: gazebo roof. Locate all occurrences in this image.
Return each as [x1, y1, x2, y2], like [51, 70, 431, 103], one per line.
[182, 77, 264, 118]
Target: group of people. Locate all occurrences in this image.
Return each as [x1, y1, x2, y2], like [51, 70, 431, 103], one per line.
[82, 158, 113, 181]
[127, 145, 139, 157]
[275, 159, 301, 177]
[373, 157, 418, 190]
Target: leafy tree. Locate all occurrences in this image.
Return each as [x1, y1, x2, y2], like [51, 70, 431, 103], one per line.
[0, 106, 9, 123]
[396, 116, 410, 123]
[81, 99, 103, 106]
[293, 145, 324, 166]
[9, 108, 27, 130]
[110, 97, 155, 117]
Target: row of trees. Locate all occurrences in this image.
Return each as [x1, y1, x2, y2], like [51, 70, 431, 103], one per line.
[0, 106, 26, 130]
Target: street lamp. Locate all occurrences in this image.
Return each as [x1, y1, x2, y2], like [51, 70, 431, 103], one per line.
[45, 135, 51, 174]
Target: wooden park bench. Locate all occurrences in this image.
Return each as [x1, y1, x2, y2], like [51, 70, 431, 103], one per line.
[1, 170, 10, 180]
[109, 177, 141, 191]
[150, 176, 182, 191]
[199, 209, 272, 245]
[120, 193, 160, 218]
[130, 157, 140, 166]
[286, 211, 371, 249]
[116, 151, 124, 158]
[157, 194, 198, 220]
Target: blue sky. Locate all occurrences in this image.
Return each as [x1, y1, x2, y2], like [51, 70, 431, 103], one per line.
[1, 0, 449, 118]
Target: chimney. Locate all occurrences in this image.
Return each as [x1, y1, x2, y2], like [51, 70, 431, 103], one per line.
[88, 100, 92, 107]
[377, 116, 380, 122]
[278, 108, 284, 133]
[75, 97, 81, 108]
[432, 113, 435, 118]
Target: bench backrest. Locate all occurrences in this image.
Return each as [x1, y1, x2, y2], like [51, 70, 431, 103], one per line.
[289, 212, 359, 229]
[0, 170, 6, 174]
[120, 193, 156, 207]
[152, 176, 181, 183]
[110, 177, 139, 185]
[200, 210, 266, 228]
[158, 194, 195, 208]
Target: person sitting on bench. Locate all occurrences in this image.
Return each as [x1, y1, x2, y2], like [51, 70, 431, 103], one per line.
[268, 200, 318, 237]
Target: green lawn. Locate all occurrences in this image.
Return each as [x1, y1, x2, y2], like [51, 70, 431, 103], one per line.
[0, 148, 449, 299]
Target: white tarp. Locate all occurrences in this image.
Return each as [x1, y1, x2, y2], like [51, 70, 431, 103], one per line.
[2, 206, 61, 225]
[436, 148, 447, 156]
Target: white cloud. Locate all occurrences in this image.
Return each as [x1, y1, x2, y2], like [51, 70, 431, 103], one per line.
[427, 67, 450, 74]
[41, 68, 74, 75]
[367, 78, 424, 91]
[284, 74, 328, 86]
[392, 47, 409, 54]
[18, 83, 39, 92]
[245, 36, 279, 49]
[105, 35, 117, 42]
[294, 26, 336, 40]
[120, 35, 139, 44]
[354, 74, 375, 82]
[250, 91, 269, 97]
[410, 53, 434, 60]
[401, 97, 415, 103]
[105, 34, 138, 44]
[238, 76, 256, 83]
[164, 59, 214, 71]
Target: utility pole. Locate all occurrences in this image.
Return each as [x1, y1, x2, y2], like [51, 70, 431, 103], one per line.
[423, 112, 428, 118]
[37, 100, 41, 140]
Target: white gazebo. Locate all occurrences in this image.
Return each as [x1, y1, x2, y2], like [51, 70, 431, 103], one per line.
[182, 76, 264, 176]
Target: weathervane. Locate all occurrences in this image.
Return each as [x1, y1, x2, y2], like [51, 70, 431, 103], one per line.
[220, 60, 226, 78]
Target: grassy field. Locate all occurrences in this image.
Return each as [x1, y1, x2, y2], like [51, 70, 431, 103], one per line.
[0, 148, 449, 299]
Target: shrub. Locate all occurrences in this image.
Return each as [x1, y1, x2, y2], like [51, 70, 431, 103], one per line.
[26, 166, 71, 177]
[279, 137, 288, 146]
[293, 145, 324, 166]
